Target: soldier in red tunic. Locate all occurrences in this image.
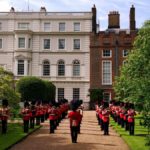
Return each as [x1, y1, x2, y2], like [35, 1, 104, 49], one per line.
[48, 105, 57, 133]
[35, 102, 41, 125]
[1, 99, 9, 134]
[102, 102, 110, 135]
[21, 102, 31, 133]
[127, 104, 136, 135]
[30, 101, 36, 129]
[68, 105, 81, 143]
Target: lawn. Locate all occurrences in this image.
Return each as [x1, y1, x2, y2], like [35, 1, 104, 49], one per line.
[0, 122, 40, 150]
[110, 115, 150, 150]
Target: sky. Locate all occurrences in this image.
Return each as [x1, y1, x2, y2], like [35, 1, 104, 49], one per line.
[0, 0, 149, 30]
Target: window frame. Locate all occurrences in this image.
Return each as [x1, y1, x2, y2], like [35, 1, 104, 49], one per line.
[73, 88, 80, 100]
[58, 88, 64, 101]
[44, 22, 50, 31]
[58, 60, 65, 76]
[17, 59, 24, 75]
[123, 49, 128, 57]
[74, 22, 80, 32]
[102, 49, 112, 58]
[73, 39, 80, 50]
[43, 60, 50, 76]
[18, 23, 29, 30]
[18, 37, 25, 48]
[102, 60, 112, 85]
[58, 39, 65, 50]
[73, 60, 80, 76]
[59, 22, 65, 32]
[43, 39, 50, 50]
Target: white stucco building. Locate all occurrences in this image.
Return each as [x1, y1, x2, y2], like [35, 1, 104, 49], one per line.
[0, 6, 96, 108]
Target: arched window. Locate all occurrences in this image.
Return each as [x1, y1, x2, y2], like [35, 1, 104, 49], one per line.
[73, 60, 80, 76]
[58, 60, 65, 76]
[43, 60, 50, 76]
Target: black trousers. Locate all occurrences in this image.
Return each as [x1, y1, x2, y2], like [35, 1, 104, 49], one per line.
[121, 118, 124, 128]
[2, 120, 7, 134]
[78, 122, 81, 134]
[36, 116, 40, 125]
[129, 122, 134, 135]
[24, 120, 29, 133]
[50, 120, 55, 133]
[41, 115, 44, 123]
[125, 120, 129, 131]
[101, 119, 104, 131]
[30, 117, 35, 128]
[117, 116, 121, 125]
[70, 126, 78, 143]
[103, 121, 109, 135]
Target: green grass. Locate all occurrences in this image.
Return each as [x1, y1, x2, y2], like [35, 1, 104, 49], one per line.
[0, 122, 40, 150]
[110, 115, 150, 150]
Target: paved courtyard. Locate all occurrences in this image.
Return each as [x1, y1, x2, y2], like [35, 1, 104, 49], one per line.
[10, 111, 129, 150]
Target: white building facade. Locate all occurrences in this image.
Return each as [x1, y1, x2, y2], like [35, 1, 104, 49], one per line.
[0, 7, 94, 108]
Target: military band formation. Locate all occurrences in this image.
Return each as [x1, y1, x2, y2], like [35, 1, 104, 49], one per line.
[95, 100, 136, 136]
[0, 98, 136, 143]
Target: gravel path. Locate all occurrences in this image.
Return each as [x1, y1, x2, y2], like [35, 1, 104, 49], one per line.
[10, 111, 129, 150]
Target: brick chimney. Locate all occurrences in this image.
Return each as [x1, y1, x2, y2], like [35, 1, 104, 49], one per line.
[130, 5, 136, 30]
[92, 4, 97, 33]
[108, 11, 120, 29]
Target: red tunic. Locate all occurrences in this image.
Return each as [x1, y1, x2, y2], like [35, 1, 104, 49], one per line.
[49, 108, 58, 120]
[21, 108, 30, 121]
[1, 108, 9, 120]
[102, 109, 110, 123]
[68, 111, 80, 127]
[127, 109, 136, 123]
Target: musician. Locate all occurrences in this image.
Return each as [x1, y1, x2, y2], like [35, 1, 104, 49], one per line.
[35, 102, 41, 125]
[21, 102, 31, 133]
[68, 105, 80, 143]
[1, 99, 9, 134]
[127, 104, 136, 135]
[30, 101, 36, 129]
[48, 105, 57, 133]
[102, 102, 110, 135]
[76, 108, 82, 134]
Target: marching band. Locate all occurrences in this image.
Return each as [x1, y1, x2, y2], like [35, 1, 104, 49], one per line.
[96, 100, 136, 136]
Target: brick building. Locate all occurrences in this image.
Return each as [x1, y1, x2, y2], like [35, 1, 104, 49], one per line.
[90, 5, 138, 101]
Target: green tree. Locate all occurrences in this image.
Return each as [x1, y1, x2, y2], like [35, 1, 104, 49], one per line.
[113, 20, 150, 145]
[0, 67, 20, 107]
[16, 76, 46, 102]
[43, 80, 56, 103]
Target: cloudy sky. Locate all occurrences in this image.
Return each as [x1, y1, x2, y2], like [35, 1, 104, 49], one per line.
[0, 0, 149, 30]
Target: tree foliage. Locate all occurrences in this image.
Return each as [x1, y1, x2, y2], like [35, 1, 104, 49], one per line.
[16, 76, 56, 103]
[43, 80, 56, 103]
[0, 67, 20, 107]
[114, 20, 150, 105]
[113, 20, 150, 141]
